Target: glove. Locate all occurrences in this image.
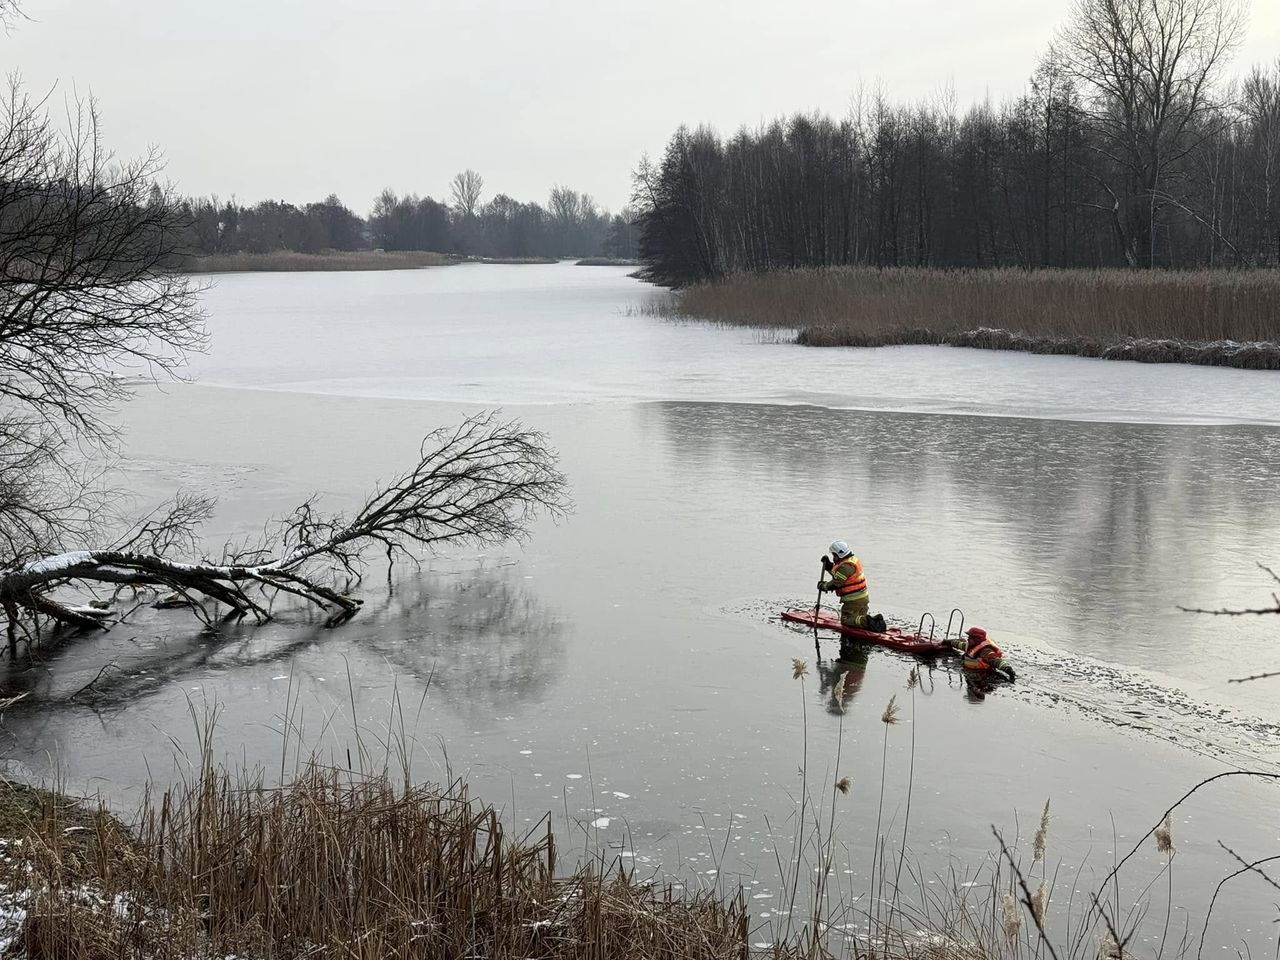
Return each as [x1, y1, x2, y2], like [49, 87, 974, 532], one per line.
[821, 555, 833, 571]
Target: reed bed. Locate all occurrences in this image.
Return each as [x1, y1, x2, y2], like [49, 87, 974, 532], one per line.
[656, 266, 1280, 369]
[184, 250, 453, 273]
[1, 762, 751, 960]
[0, 658, 1265, 959]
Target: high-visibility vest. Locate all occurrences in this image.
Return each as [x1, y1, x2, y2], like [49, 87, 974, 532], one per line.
[832, 556, 868, 600]
[965, 638, 1003, 668]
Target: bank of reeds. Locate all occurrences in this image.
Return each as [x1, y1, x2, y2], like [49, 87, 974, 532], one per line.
[1, 660, 1272, 959]
[1, 764, 751, 960]
[184, 250, 454, 273]
[656, 267, 1280, 369]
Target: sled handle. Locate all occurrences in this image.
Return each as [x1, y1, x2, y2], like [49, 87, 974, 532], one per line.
[916, 611, 936, 642]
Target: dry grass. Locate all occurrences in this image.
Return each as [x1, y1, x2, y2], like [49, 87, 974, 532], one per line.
[657, 266, 1280, 369]
[185, 250, 454, 273]
[0, 659, 1261, 960]
[1, 763, 752, 960]
[0, 749, 1230, 960]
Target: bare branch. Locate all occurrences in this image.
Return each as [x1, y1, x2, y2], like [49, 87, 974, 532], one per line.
[0, 77, 206, 573]
[1228, 669, 1280, 684]
[0, 413, 570, 647]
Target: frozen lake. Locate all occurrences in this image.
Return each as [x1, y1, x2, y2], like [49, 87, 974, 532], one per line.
[2, 262, 1278, 950]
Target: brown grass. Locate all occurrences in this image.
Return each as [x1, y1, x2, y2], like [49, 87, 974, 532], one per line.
[2, 763, 753, 960]
[0, 744, 1226, 960]
[657, 266, 1280, 369]
[185, 250, 454, 273]
[0, 660, 1248, 960]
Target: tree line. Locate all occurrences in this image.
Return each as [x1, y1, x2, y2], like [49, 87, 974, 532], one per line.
[636, 0, 1279, 285]
[182, 171, 639, 261]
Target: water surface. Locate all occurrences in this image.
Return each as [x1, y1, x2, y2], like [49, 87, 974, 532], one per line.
[3, 263, 1278, 950]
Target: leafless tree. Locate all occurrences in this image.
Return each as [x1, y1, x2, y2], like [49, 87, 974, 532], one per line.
[637, 7, 1280, 281]
[1239, 61, 1280, 264]
[1055, 0, 1248, 266]
[0, 78, 568, 655]
[0, 79, 205, 572]
[0, 413, 568, 650]
[449, 169, 484, 219]
[0, 84, 205, 434]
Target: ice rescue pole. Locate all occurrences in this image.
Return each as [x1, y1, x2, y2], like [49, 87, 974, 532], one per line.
[812, 560, 824, 658]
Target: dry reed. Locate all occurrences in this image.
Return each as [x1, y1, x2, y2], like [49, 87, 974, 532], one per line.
[656, 266, 1280, 369]
[3, 762, 749, 960]
[185, 250, 453, 273]
[2, 673, 1268, 960]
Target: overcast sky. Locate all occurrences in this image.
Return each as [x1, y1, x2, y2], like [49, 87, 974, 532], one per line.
[7, 0, 1279, 214]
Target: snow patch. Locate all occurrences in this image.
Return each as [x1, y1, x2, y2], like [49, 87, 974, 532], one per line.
[21, 551, 95, 575]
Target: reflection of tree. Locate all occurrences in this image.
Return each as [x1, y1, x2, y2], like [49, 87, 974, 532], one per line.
[0, 567, 566, 719]
[359, 571, 567, 715]
[649, 401, 1280, 662]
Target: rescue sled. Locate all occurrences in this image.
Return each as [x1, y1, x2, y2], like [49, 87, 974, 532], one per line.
[780, 609, 951, 655]
[782, 607, 1017, 681]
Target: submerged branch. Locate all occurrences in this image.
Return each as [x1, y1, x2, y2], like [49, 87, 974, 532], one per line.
[0, 413, 569, 647]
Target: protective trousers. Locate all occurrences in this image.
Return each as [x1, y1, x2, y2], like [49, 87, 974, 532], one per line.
[839, 598, 870, 629]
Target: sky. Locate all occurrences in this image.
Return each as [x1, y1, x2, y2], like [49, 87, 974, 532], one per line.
[6, 0, 1279, 215]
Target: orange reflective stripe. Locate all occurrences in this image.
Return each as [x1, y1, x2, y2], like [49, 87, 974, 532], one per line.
[836, 578, 867, 596]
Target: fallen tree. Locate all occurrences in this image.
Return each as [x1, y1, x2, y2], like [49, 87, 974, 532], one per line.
[0, 63, 570, 653]
[0, 413, 568, 650]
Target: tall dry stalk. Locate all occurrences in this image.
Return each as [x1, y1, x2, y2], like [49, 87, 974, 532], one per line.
[6, 758, 751, 960]
[867, 695, 900, 945]
[812, 670, 849, 940]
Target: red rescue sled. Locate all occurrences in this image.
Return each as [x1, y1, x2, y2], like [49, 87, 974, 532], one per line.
[781, 609, 952, 655]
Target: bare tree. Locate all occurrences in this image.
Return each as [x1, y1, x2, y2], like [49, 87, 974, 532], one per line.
[1239, 61, 1280, 264]
[0, 81, 568, 655]
[0, 84, 205, 434]
[0, 80, 205, 572]
[449, 169, 484, 219]
[1055, 0, 1248, 266]
[0, 414, 568, 648]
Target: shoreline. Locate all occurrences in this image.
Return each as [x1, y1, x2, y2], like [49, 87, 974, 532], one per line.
[1, 730, 1271, 956]
[0, 769, 749, 959]
[795, 324, 1280, 370]
[656, 265, 1280, 371]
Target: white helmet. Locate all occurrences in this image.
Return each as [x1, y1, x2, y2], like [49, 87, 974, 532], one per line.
[829, 540, 852, 559]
